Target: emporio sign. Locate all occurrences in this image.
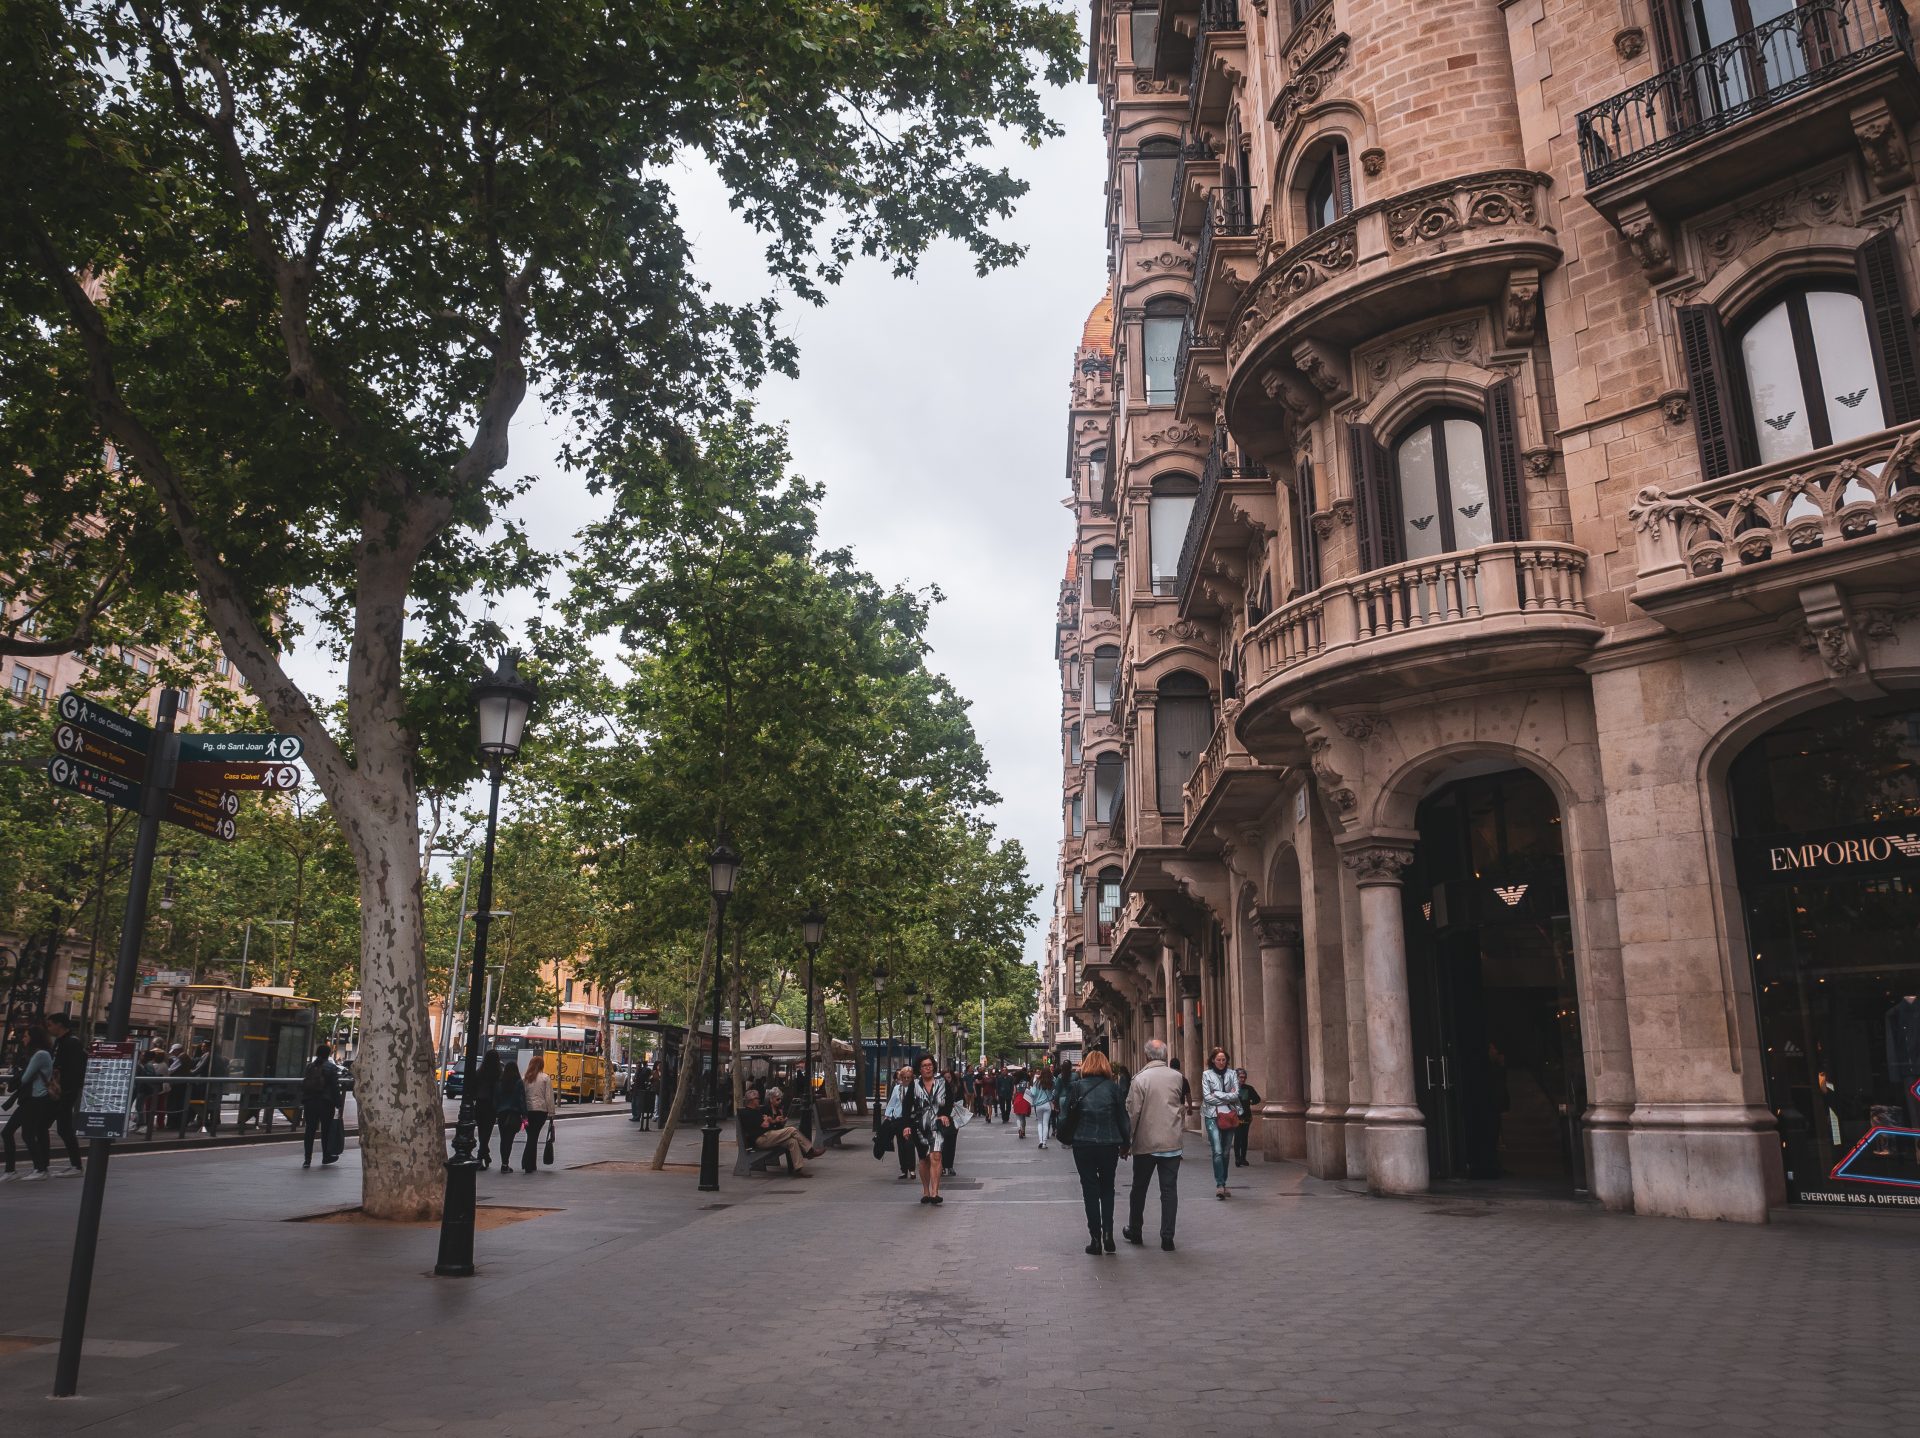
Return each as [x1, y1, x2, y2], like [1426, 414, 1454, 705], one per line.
[1736, 821, 1920, 884]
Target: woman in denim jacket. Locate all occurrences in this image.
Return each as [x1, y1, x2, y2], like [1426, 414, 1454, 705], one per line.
[1201, 1048, 1240, 1198]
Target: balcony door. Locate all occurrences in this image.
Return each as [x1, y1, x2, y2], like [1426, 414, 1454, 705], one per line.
[1653, 0, 1820, 126]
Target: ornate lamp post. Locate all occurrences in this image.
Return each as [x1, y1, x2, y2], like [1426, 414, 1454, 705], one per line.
[697, 839, 742, 1193]
[925, 996, 938, 1067]
[903, 981, 918, 1060]
[436, 652, 537, 1278]
[798, 904, 825, 1141]
[871, 960, 889, 1101]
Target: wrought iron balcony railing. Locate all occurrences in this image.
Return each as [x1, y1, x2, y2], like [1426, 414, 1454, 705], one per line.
[1188, 0, 1245, 125]
[1194, 183, 1254, 292]
[1576, 0, 1912, 185]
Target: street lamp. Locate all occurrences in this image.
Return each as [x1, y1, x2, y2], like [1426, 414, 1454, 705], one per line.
[797, 904, 825, 1141]
[903, 981, 918, 1059]
[436, 651, 537, 1279]
[871, 961, 888, 1101]
[697, 838, 742, 1193]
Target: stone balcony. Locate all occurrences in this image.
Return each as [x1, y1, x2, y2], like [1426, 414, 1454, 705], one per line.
[1237, 542, 1602, 743]
[1223, 170, 1559, 433]
[1626, 421, 1920, 633]
[1181, 710, 1287, 842]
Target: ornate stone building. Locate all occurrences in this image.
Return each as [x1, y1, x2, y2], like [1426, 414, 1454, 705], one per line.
[1050, 0, 1920, 1221]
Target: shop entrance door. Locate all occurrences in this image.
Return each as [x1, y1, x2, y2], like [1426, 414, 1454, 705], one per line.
[1406, 768, 1587, 1192]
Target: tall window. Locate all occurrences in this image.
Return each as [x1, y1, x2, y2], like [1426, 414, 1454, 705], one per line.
[1068, 722, 1083, 765]
[1392, 412, 1495, 560]
[1651, 0, 1805, 115]
[1070, 793, 1085, 836]
[1096, 868, 1123, 930]
[10, 665, 28, 698]
[1148, 475, 1199, 595]
[1088, 447, 1108, 497]
[1136, 139, 1178, 233]
[1088, 545, 1117, 610]
[1142, 303, 1185, 402]
[1092, 646, 1120, 713]
[1130, 6, 1159, 69]
[1290, 454, 1322, 597]
[1303, 140, 1353, 235]
[1071, 870, 1084, 913]
[1093, 752, 1124, 823]
[1155, 672, 1213, 814]
[1737, 286, 1885, 466]
[29, 672, 50, 704]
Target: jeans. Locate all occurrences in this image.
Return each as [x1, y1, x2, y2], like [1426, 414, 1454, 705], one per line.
[1128, 1154, 1181, 1239]
[1071, 1141, 1122, 1238]
[1206, 1119, 1231, 1187]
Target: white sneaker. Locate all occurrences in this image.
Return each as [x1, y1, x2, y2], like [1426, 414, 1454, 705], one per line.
[22, 1170, 49, 1182]
[0, 1171, 19, 1182]
[56, 1166, 84, 1178]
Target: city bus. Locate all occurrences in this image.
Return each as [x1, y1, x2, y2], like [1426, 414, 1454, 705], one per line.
[493, 1024, 610, 1102]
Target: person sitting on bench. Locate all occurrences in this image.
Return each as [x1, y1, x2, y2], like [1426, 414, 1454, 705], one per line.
[739, 1090, 820, 1176]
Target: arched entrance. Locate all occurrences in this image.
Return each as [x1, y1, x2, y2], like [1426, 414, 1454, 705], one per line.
[1403, 766, 1586, 1191]
[1730, 695, 1920, 1205]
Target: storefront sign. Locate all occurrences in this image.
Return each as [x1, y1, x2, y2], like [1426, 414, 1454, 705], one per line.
[1735, 819, 1920, 885]
[77, 1040, 137, 1140]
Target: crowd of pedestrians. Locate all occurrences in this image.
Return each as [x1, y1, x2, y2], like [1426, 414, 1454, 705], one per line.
[1, 1013, 87, 1181]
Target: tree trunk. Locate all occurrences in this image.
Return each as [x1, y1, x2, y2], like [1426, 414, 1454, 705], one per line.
[729, 927, 747, 1113]
[650, 909, 717, 1170]
[847, 978, 867, 1116]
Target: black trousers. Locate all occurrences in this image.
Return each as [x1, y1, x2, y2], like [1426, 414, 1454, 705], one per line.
[303, 1101, 329, 1161]
[475, 1101, 497, 1161]
[896, 1121, 918, 1176]
[495, 1113, 523, 1168]
[522, 1113, 548, 1171]
[1233, 1120, 1251, 1164]
[941, 1121, 957, 1171]
[1128, 1154, 1181, 1239]
[52, 1096, 82, 1168]
[1072, 1142, 1121, 1238]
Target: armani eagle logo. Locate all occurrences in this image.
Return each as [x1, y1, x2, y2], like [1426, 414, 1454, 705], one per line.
[1410, 514, 1434, 530]
[1764, 411, 1797, 431]
[1835, 388, 1869, 408]
[1492, 883, 1529, 907]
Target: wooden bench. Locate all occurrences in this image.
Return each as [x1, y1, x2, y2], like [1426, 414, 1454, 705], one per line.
[733, 1118, 793, 1178]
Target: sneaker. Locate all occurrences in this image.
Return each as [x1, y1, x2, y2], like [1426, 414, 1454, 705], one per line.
[23, 1170, 49, 1182]
[0, 1171, 18, 1183]
[57, 1166, 84, 1178]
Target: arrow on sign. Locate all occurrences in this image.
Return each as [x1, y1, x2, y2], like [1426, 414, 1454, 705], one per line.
[177, 732, 303, 762]
[163, 796, 237, 842]
[187, 789, 242, 817]
[48, 755, 141, 813]
[56, 692, 151, 754]
[53, 724, 147, 781]
[172, 761, 301, 792]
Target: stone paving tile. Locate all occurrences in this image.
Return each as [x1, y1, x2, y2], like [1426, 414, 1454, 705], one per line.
[0, 1113, 1915, 1435]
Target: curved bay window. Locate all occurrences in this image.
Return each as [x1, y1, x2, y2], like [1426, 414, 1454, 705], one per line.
[1302, 139, 1354, 236]
[1155, 671, 1213, 815]
[1088, 447, 1108, 498]
[1089, 545, 1117, 610]
[1095, 867, 1124, 945]
[1068, 721, 1082, 765]
[1136, 138, 1178, 233]
[1093, 753, 1124, 825]
[1679, 233, 1920, 479]
[1347, 381, 1527, 571]
[1148, 474, 1198, 595]
[1091, 645, 1119, 714]
[1142, 301, 1186, 404]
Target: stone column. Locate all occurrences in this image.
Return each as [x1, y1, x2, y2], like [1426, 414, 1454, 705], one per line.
[1147, 994, 1167, 1045]
[1255, 908, 1308, 1160]
[1341, 842, 1428, 1196]
[1178, 973, 1203, 1105]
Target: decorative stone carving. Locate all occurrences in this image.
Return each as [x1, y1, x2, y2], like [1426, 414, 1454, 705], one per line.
[1148, 619, 1218, 650]
[1616, 201, 1674, 280]
[1613, 27, 1646, 60]
[1360, 146, 1385, 178]
[1253, 908, 1304, 948]
[1694, 171, 1850, 280]
[1138, 248, 1197, 274]
[1302, 733, 1356, 813]
[1383, 171, 1542, 250]
[1260, 366, 1320, 427]
[1523, 448, 1557, 478]
[1310, 509, 1337, 539]
[1791, 581, 1889, 699]
[1229, 223, 1359, 359]
[1333, 714, 1386, 743]
[1330, 496, 1355, 527]
[1270, 36, 1350, 129]
[1660, 390, 1690, 425]
[1291, 339, 1351, 403]
[1133, 76, 1184, 96]
[1851, 100, 1913, 193]
[1342, 845, 1414, 884]
[1357, 316, 1484, 397]
[1144, 420, 1204, 447]
[1501, 268, 1541, 348]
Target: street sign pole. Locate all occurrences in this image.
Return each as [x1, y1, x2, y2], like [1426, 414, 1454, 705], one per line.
[53, 688, 180, 1399]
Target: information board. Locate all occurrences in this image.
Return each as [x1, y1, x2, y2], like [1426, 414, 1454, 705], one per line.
[77, 1040, 137, 1140]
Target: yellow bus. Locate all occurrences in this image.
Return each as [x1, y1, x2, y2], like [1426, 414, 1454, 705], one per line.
[494, 1025, 610, 1102]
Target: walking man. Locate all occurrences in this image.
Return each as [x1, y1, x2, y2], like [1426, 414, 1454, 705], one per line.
[1121, 1039, 1185, 1251]
[995, 1066, 1014, 1124]
[1233, 1068, 1261, 1167]
[45, 1013, 86, 1174]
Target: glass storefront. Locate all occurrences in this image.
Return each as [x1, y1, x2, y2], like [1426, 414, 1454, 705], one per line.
[1732, 698, 1920, 1209]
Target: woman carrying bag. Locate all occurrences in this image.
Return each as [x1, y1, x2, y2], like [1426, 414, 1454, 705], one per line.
[1059, 1049, 1129, 1255]
[1201, 1047, 1240, 1199]
[522, 1054, 558, 1173]
[1029, 1063, 1055, 1149]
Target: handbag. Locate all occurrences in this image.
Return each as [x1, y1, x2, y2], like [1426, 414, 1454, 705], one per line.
[1012, 1090, 1032, 1117]
[543, 1111, 556, 1166]
[1056, 1083, 1087, 1146]
[1214, 1107, 1240, 1131]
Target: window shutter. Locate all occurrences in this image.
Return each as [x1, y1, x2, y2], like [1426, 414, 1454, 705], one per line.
[1347, 423, 1399, 570]
[1677, 303, 1754, 480]
[1484, 377, 1529, 542]
[1857, 229, 1920, 424]
[1291, 455, 1322, 594]
[1333, 146, 1354, 217]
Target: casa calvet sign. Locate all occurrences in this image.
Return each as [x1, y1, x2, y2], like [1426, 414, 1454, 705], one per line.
[1736, 818, 1920, 885]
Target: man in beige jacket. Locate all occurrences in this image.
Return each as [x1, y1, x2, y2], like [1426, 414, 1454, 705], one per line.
[1121, 1039, 1186, 1251]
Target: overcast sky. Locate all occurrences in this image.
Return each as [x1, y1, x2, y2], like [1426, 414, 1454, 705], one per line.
[291, 19, 1107, 970]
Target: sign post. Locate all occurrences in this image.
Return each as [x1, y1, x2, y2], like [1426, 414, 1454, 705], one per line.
[52, 688, 179, 1399]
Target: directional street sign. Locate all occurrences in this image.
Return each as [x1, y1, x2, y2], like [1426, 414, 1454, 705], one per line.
[57, 692, 151, 754]
[177, 732, 303, 762]
[48, 755, 140, 813]
[53, 724, 147, 781]
[163, 796, 237, 842]
[188, 789, 242, 817]
[172, 760, 301, 792]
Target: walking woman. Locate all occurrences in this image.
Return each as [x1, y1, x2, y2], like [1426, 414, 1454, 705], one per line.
[1, 1026, 55, 1181]
[1064, 1049, 1130, 1255]
[522, 1054, 557, 1172]
[1201, 1047, 1241, 1199]
[494, 1056, 528, 1175]
[910, 1055, 953, 1205]
[472, 1051, 501, 1168]
[1030, 1063, 1055, 1149]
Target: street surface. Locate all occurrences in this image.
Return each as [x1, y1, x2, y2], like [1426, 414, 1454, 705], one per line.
[2, 1111, 1912, 1437]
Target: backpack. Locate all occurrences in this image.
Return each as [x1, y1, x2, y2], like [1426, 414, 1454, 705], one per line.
[47, 1066, 63, 1102]
[302, 1058, 329, 1096]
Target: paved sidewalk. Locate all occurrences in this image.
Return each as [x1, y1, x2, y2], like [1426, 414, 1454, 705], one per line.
[1, 1109, 1913, 1437]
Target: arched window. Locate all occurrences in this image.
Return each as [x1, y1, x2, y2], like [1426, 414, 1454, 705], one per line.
[1155, 671, 1213, 814]
[1089, 545, 1117, 610]
[1093, 753, 1125, 824]
[1148, 474, 1199, 595]
[1136, 138, 1178, 233]
[1303, 140, 1353, 235]
[1678, 234, 1920, 478]
[1142, 300, 1185, 402]
[1736, 285, 1886, 467]
[1068, 722, 1083, 765]
[1346, 380, 1527, 572]
[1091, 645, 1120, 713]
